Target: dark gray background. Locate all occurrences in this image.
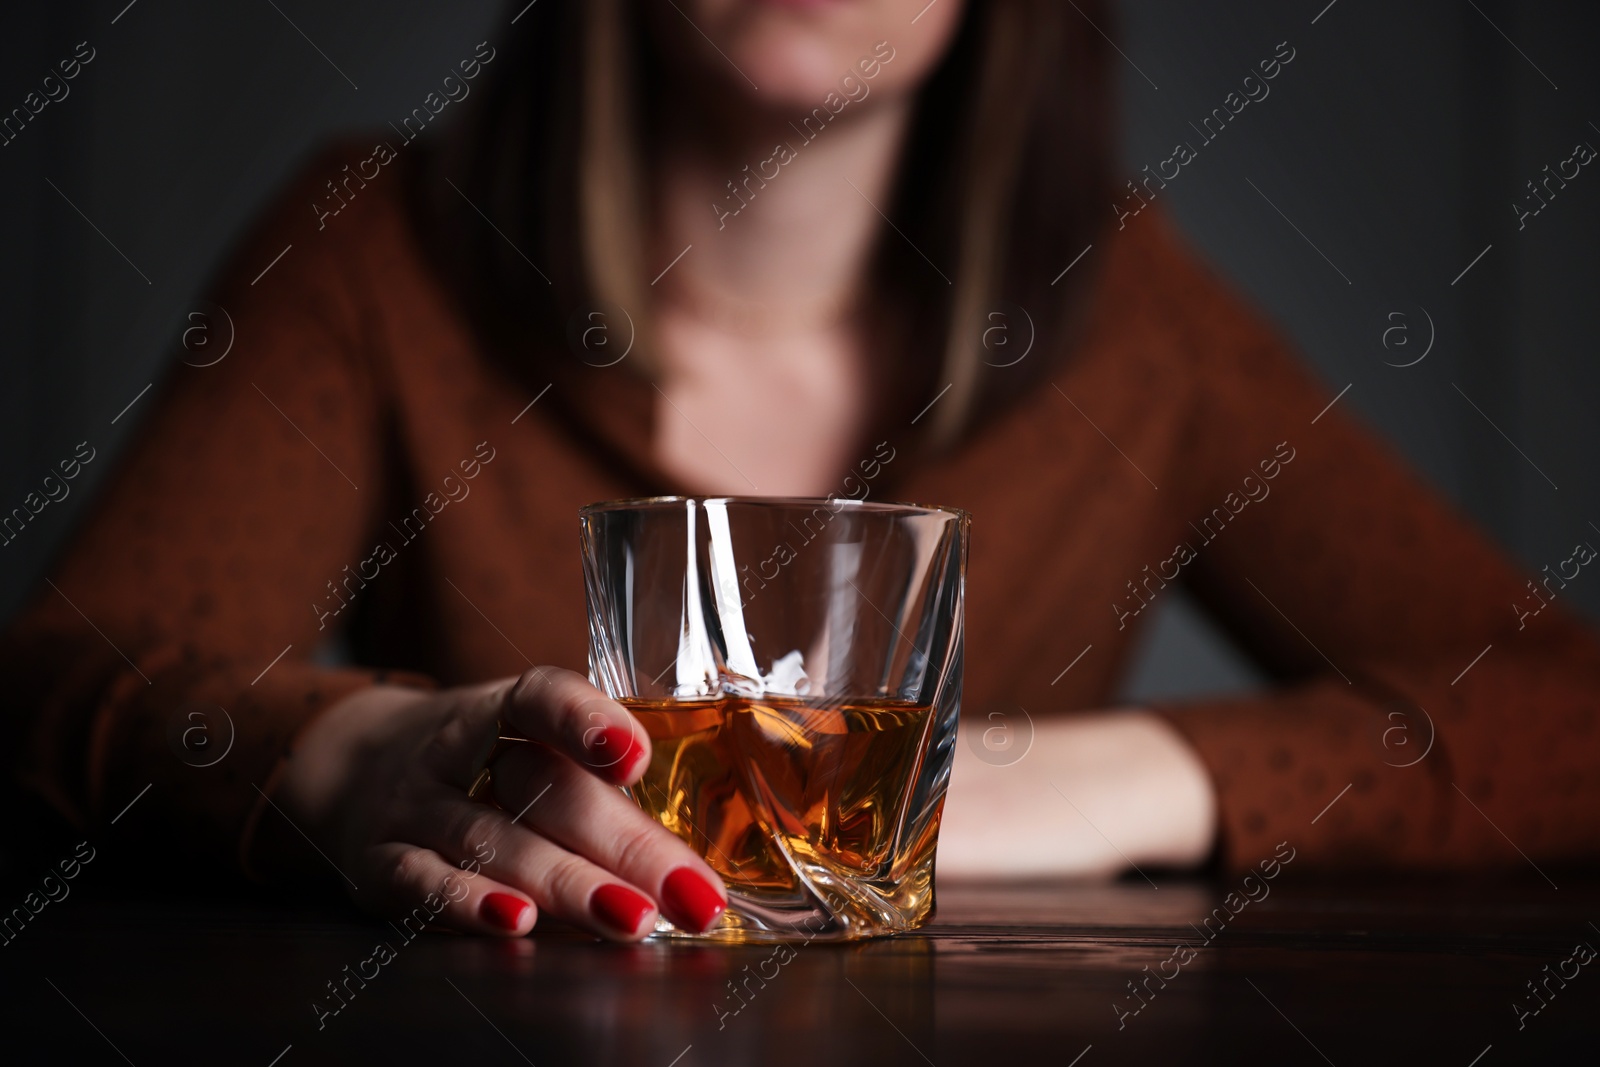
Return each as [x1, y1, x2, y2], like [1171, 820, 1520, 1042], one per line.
[2, 0, 1595, 702]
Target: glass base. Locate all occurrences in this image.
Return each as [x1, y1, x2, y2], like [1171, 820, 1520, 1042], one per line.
[648, 853, 939, 943]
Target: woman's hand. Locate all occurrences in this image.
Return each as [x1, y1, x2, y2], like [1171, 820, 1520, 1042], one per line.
[936, 710, 1218, 881]
[259, 667, 728, 941]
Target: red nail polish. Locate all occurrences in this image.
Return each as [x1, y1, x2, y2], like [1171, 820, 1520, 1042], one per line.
[480, 892, 531, 932]
[661, 867, 726, 932]
[591, 884, 655, 935]
[591, 726, 642, 778]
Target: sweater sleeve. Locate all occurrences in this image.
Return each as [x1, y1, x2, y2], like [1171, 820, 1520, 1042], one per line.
[1145, 220, 1600, 873]
[1, 146, 425, 875]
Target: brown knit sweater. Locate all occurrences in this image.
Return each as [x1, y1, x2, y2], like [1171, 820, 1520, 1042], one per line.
[7, 143, 1598, 878]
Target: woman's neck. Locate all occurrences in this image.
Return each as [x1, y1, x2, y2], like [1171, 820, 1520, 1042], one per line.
[650, 91, 915, 335]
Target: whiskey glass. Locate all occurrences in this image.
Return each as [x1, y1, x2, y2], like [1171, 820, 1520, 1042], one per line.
[579, 496, 969, 942]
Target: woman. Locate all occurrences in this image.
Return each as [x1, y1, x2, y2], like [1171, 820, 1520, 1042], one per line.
[6, 0, 1598, 942]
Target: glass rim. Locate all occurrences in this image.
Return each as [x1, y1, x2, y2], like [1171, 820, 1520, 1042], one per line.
[579, 495, 969, 523]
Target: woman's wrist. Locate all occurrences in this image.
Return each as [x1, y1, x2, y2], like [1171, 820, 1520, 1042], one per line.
[1094, 710, 1219, 869]
[246, 684, 433, 885]
[938, 708, 1218, 879]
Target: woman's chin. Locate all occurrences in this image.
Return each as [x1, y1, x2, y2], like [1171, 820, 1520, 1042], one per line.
[723, 30, 857, 105]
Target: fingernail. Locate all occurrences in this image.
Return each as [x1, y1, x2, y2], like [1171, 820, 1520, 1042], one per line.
[661, 867, 726, 932]
[591, 726, 642, 778]
[480, 892, 532, 932]
[591, 884, 655, 935]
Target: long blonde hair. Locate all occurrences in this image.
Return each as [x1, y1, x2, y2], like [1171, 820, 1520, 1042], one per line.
[417, 0, 1114, 454]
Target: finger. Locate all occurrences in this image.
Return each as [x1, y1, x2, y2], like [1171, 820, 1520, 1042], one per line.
[491, 741, 728, 933]
[498, 667, 649, 785]
[356, 841, 536, 937]
[416, 797, 663, 941]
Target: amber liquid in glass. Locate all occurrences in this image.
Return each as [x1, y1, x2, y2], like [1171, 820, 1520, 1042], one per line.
[620, 695, 935, 896]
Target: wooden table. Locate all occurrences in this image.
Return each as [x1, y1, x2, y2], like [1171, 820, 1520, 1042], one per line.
[3, 874, 1596, 1064]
